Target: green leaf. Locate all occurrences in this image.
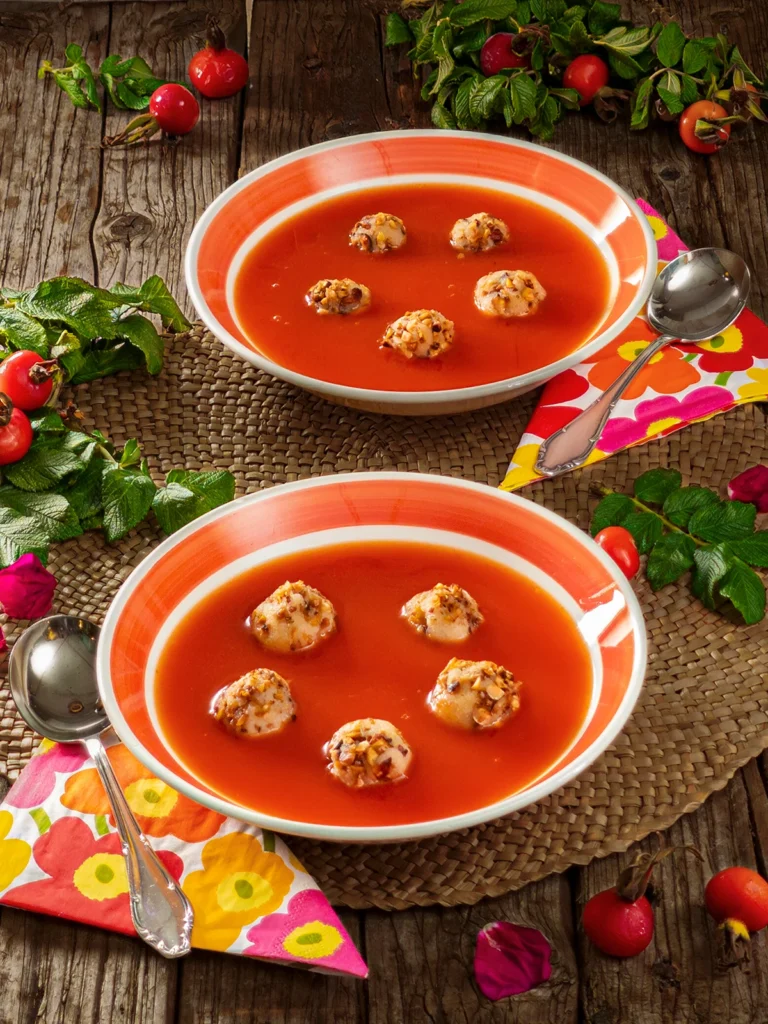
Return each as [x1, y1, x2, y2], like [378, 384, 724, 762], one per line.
[633, 468, 682, 505]
[548, 86, 581, 108]
[509, 73, 538, 121]
[621, 511, 664, 555]
[683, 40, 709, 75]
[119, 438, 142, 469]
[115, 314, 164, 374]
[431, 101, 457, 129]
[688, 499, 757, 543]
[28, 408, 65, 434]
[18, 278, 122, 341]
[662, 486, 718, 529]
[453, 24, 488, 58]
[530, 0, 547, 21]
[657, 84, 684, 116]
[691, 543, 731, 609]
[0, 537, 48, 569]
[60, 457, 105, 522]
[659, 68, 681, 95]
[450, 0, 517, 27]
[608, 49, 644, 80]
[51, 71, 90, 110]
[729, 45, 761, 85]
[731, 532, 768, 567]
[646, 533, 696, 590]
[109, 276, 189, 333]
[421, 69, 439, 101]
[454, 75, 482, 125]
[0, 487, 81, 546]
[587, 0, 621, 36]
[563, 5, 587, 24]
[101, 465, 157, 543]
[469, 75, 507, 120]
[631, 77, 654, 129]
[0, 307, 52, 356]
[569, 18, 589, 49]
[599, 25, 651, 56]
[590, 493, 634, 535]
[655, 21, 686, 68]
[153, 470, 236, 535]
[679, 73, 700, 104]
[719, 559, 766, 624]
[385, 12, 412, 46]
[67, 344, 147, 385]
[50, 329, 81, 359]
[3, 433, 93, 492]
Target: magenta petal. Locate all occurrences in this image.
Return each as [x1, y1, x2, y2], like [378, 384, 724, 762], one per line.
[728, 465, 768, 513]
[0, 553, 57, 619]
[474, 921, 552, 1001]
[0, 624, 6, 653]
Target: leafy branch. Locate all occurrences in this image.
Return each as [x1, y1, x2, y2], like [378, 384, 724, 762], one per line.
[39, 45, 167, 112]
[591, 469, 767, 625]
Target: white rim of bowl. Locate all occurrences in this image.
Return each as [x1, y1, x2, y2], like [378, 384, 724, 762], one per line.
[97, 473, 648, 843]
[185, 129, 657, 406]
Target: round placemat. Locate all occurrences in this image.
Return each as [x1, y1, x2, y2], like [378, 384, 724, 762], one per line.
[2, 325, 767, 910]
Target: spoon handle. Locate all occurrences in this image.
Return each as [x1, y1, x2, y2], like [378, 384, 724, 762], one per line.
[535, 334, 675, 477]
[86, 736, 194, 958]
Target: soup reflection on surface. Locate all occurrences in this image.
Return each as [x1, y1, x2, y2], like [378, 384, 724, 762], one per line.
[154, 541, 593, 827]
[233, 183, 611, 392]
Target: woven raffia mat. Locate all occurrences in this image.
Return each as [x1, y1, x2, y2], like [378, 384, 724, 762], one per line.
[1, 324, 767, 910]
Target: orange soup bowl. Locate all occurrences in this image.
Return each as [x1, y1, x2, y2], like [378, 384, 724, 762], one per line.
[185, 130, 656, 416]
[97, 474, 647, 843]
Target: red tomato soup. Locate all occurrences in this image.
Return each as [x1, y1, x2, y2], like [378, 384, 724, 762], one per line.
[154, 541, 593, 827]
[233, 183, 611, 392]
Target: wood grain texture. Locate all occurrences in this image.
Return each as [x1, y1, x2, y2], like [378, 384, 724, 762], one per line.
[174, 910, 366, 1024]
[365, 874, 577, 1024]
[0, 3, 108, 288]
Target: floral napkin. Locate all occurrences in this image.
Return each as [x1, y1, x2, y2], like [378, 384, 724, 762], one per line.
[0, 739, 368, 978]
[500, 200, 768, 491]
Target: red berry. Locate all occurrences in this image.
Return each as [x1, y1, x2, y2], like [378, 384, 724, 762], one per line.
[0, 351, 54, 411]
[480, 33, 529, 77]
[0, 405, 33, 465]
[563, 54, 610, 106]
[189, 20, 248, 100]
[678, 100, 730, 154]
[594, 526, 640, 580]
[149, 84, 200, 136]
[705, 868, 768, 933]
[582, 887, 654, 957]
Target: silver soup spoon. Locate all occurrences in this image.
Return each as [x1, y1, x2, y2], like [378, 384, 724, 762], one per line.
[9, 614, 194, 958]
[535, 247, 750, 477]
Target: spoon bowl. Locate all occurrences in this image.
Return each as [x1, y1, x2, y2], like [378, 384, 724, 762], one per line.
[9, 615, 107, 744]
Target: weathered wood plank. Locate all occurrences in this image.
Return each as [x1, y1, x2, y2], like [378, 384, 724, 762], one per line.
[0, 907, 176, 1024]
[366, 874, 577, 1024]
[578, 770, 768, 1024]
[174, 910, 366, 1024]
[0, 3, 108, 288]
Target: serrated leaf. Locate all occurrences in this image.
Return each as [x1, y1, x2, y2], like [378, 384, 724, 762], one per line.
[659, 69, 681, 95]
[431, 101, 457, 129]
[719, 559, 766, 624]
[691, 543, 731, 609]
[633, 468, 682, 504]
[450, 0, 517, 27]
[631, 77, 653, 129]
[683, 40, 709, 75]
[153, 470, 236, 535]
[549, 86, 581, 108]
[731, 532, 768, 567]
[469, 75, 507, 120]
[599, 25, 651, 56]
[109, 276, 189, 333]
[385, 12, 412, 46]
[421, 69, 439, 101]
[67, 344, 146, 385]
[646, 533, 696, 590]
[517, 0, 531, 25]
[59, 457, 105, 522]
[688, 499, 756, 543]
[0, 537, 48, 569]
[0, 487, 81, 546]
[587, 0, 621, 36]
[657, 84, 684, 116]
[0, 307, 52, 356]
[50, 329, 81, 358]
[729, 45, 761, 85]
[655, 21, 686, 68]
[590, 493, 634, 535]
[101, 465, 157, 543]
[662, 486, 718, 528]
[509, 73, 537, 121]
[569, 19, 589, 48]
[28, 408, 65, 434]
[3, 433, 92, 492]
[530, 0, 547, 21]
[563, 5, 587, 24]
[453, 24, 488, 58]
[608, 48, 644, 79]
[18, 278, 123, 341]
[52, 71, 90, 110]
[621, 511, 664, 555]
[679, 73, 700, 104]
[119, 438, 142, 469]
[115, 314, 164, 374]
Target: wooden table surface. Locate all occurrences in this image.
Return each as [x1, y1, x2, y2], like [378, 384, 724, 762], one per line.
[1, 1, 768, 1021]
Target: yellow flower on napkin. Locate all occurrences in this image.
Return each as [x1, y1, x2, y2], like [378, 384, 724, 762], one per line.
[0, 811, 31, 890]
[185, 831, 294, 952]
[73, 853, 129, 901]
[738, 367, 768, 401]
[283, 921, 343, 959]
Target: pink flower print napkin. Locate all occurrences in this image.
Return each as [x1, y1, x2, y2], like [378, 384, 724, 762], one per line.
[0, 739, 367, 978]
[501, 200, 768, 491]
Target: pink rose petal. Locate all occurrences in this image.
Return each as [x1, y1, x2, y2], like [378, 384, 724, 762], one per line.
[0, 553, 56, 619]
[0, 624, 6, 652]
[728, 465, 768, 513]
[474, 921, 552, 1001]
